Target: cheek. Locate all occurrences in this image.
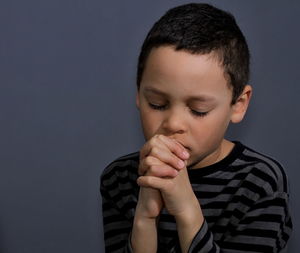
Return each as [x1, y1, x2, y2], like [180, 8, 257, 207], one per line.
[139, 109, 162, 139]
[211, 112, 231, 136]
[193, 109, 231, 140]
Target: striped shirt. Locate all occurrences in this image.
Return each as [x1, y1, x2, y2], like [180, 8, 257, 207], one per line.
[100, 141, 293, 252]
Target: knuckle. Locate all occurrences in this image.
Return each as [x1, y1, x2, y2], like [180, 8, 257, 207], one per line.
[145, 176, 152, 185]
[139, 158, 151, 174]
[140, 146, 148, 159]
[170, 168, 178, 177]
[144, 156, 153, 166]
[172, 155, 181, 166]
[176, 143, 184, 152]
[157, 134, 165, 142]
[148, 138, 156, 148]
[148, 165, 156, 174]
[153, 134, 160, 141]
[173, 143, 183, 154]
[151, 134, 163, 145]
[150, 147, 159, 156]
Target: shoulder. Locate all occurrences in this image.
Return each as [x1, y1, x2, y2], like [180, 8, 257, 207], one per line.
[237, 142, 289, 195]
[101, 151, 140, 185]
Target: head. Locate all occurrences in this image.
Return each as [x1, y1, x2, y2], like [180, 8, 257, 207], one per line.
[136, 3, 252, 168]
[137, 3, 250, 105]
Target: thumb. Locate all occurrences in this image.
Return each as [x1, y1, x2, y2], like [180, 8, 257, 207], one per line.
[137, 176, 169, 191]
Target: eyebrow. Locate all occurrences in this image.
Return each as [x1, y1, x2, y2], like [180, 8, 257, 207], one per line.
[143, 87, 217, 102]
[143, 87, 167, 96]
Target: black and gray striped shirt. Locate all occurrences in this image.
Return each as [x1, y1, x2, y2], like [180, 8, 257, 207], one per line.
[101, 141, 293, 252]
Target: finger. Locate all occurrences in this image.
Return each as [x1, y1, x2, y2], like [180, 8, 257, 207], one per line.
[138, 156, 160, 175]
[140, 136, 187, 170]
[146, 164, 179, 178]
[137, 176, 171, 191]
[140, 135, 189, 161]
[158, 135, 190, 160]
[150, 146, 186, 170]
[139, 156, 179, 178]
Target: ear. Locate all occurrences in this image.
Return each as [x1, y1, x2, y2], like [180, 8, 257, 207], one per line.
[230, 85, 252, 123]
[136, 92, 140, 109]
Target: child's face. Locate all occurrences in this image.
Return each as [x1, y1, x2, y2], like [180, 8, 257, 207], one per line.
[136, 46, 247, 169]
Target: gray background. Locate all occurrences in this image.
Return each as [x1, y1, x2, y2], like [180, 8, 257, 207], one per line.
[0, 0, 299, 252]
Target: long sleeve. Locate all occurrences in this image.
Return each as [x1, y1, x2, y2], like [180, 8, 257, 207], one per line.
[100, 153, 140, 253]
[100, 179, 133, 253]
[100, 144, 293, 253]
[188, 191, 292, 253]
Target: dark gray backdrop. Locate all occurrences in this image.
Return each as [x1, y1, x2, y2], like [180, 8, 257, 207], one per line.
[0, 0, 299, 252]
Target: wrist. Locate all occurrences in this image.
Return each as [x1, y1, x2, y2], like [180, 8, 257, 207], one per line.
[132, 213, 158, 252]
[134, 214, 157, 228]
[175, 199, 204, 229]
[174, 201, 204, 253]
[135, 187, 163, 219]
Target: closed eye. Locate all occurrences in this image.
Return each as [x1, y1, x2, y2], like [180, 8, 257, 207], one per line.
[148, 103, 167, 111]
[149, 102, 209, 117]
[190, 109, 208, 117]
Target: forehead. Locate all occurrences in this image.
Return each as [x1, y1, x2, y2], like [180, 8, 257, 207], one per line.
[141, 46, 232, 98]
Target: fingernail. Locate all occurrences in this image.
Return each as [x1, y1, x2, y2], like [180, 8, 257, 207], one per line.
[178, 160, 185, 169]
[182, 150, 189, 158]
[173, 169, 179, 177]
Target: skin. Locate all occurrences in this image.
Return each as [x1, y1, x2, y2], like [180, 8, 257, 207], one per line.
[131, 46, 252, 253]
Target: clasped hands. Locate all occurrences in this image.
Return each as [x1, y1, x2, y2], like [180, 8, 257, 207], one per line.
[136, 134, 200, 221]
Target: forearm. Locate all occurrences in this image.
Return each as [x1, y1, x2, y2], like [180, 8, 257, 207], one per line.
[131, 215, 158, 253]
[131, 187, 162, 253]
[175, 199, 204, 253]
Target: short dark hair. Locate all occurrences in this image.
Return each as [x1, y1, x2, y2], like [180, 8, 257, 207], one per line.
[136, 3, 250, 104]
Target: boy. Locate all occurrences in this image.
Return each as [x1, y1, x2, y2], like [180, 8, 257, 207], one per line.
[101, 3, 292, 253]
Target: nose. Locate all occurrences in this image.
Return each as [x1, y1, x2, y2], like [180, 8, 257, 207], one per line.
[161, 107, 187, 135]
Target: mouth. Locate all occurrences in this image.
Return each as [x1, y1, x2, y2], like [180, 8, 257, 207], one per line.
[168, 137, 190, 152]
[176, 141, 190, 151]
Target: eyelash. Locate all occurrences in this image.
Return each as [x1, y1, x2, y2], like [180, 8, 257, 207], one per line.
[148, 103, 208, 117]
[149, 103, 165, 111]
[190, 109, 208, 117]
